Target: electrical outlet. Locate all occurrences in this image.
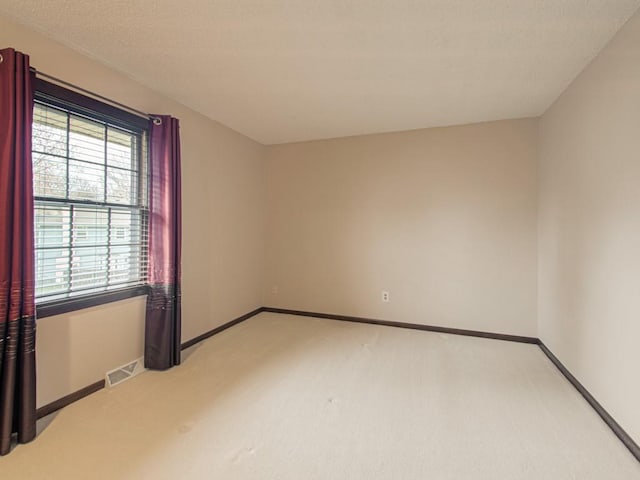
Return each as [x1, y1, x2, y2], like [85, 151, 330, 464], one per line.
[271, 285, 279, 295]
[382, 291, 390, 302]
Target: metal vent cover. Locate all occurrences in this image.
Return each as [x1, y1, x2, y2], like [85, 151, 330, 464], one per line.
[106, 357, 145, 387]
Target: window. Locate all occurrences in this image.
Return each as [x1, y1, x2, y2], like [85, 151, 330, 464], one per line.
[32, 80, 149, 315]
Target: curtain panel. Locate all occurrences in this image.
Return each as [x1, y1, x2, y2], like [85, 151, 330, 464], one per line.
[144, 115, 182, 370]
[0, 47, 37, 455]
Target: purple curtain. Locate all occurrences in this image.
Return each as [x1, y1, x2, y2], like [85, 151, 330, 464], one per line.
[0, 48, 37, 455]
[144, 115, 182, 370]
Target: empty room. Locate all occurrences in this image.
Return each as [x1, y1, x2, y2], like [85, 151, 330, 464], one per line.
[0, 1, 639, 478]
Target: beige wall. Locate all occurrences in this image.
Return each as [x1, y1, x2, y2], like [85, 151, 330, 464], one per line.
[265, 119, 538, 337]
[538, 10, 640, 443]
[1, 15, 266, 407]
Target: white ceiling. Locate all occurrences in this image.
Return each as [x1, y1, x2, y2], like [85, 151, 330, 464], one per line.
[1, 1, 639, 144]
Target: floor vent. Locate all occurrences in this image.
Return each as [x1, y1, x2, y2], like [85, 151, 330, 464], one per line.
[106, 357, 145, 387]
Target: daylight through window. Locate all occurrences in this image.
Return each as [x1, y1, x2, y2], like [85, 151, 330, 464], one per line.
[32, 99, 148, 302]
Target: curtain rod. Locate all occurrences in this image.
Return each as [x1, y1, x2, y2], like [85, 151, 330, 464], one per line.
[30, 68, 161, 125]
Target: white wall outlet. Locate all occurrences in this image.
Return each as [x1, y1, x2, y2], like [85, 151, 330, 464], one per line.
[382, 291, 390, 302]
[271, 285, 279, 295]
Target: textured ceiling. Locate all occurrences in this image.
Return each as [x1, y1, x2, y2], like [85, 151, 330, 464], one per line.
[1, 1, 639, 144]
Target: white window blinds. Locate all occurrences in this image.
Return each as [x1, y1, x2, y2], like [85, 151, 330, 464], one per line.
[32, 101, 149, 301]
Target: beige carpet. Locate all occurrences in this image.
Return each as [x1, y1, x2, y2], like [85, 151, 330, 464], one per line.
[1, 312, 639, 479]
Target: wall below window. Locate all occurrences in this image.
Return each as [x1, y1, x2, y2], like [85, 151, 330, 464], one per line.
[36, 297, 146, 406]
[265, 119, 538, 337]
[0, 15, 265, 408]
[538, 9, 640, 445]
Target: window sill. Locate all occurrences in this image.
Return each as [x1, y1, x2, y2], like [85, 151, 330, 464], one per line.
[36, 285, 148, 319]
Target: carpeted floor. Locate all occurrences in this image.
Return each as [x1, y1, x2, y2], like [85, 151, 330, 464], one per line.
[1, 312, 639, 479]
